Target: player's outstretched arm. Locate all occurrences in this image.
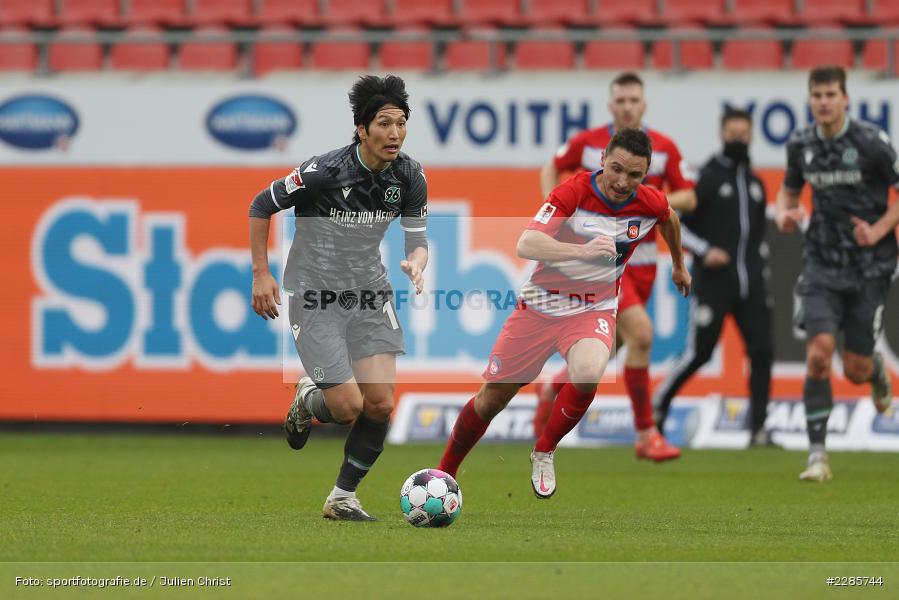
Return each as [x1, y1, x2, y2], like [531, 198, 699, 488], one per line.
[249, 216, 281, 320]
[667, 188, 697, 213]
[850, 200, 899, 247]
[774, 187, 806, 233]
[658, 208, 692, 297]
[517, 229, 616, 262]
[401, 247, 428, 295]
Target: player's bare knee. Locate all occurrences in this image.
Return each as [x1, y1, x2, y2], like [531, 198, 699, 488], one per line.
[476, 384, 514, 419]
[328, 394, 364, 424]
[568, 364, 602, 390]
[806, 351, 831, 379]
[630, 326, 653, 356]
[843, 360, 871, 385]
[363, 394, 394, 421]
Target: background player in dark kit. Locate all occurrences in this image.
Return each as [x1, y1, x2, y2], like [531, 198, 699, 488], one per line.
[248, 75, 429, 519]
[775, 66, 899, 482]
[655, 108, 777, 448]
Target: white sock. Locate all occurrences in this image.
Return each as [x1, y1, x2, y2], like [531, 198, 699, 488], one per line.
[329, 486, 355, 499]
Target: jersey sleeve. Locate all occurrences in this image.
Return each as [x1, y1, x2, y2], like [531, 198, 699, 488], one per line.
[552, 130, 590, 172]
[400, 165, 428, 255]
[248, 157, 319, 218]
[783, 134, 806, 192]
[653, 188, 671, 223]
[526, 178, 579, 237]
[871, 128, 899, 188]
[661, 139, 695, 191]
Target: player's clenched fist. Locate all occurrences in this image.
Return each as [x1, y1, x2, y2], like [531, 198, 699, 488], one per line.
[578, 235, 618, 261]
[251, 271, 281, 320]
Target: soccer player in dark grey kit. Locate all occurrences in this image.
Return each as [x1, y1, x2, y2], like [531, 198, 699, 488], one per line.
[775, 66, 898, 482]
[248, 75, 428, 519]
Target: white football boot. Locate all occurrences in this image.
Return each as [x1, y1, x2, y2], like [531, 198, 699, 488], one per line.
[530, 450, 556, 499]
[799, 451, 832, 482]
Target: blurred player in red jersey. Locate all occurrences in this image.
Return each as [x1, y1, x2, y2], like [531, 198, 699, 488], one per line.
[533, 72, 696, 462]
[437, 129, 691, 498]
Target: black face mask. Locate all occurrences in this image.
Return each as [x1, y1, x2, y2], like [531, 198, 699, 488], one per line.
[722, 140, 749, 163]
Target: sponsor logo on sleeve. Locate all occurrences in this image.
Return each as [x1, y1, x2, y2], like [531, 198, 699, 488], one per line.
[284, 168, 303, 194]
[535, 202, 557, 224]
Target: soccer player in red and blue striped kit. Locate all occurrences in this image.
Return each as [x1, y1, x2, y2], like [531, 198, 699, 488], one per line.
[437, 128, 691, 498]
[534, 72, 696, 462]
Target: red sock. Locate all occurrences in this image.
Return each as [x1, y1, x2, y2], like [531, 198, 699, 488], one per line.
[625, 367, 655, 431]
[534, 383, 595, 452]
[438, 398, 490, 478]
[550, 368, 569, 394]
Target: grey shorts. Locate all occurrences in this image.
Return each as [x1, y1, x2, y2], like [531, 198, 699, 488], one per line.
[287, 278, 404, 389]
[793, 266, 890, 356]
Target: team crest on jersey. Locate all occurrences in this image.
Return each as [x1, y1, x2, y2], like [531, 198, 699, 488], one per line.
[535, 202, 556, 224]
[384, 185, 402, 204]
[284, 168, 304, 194]
[488, 355, 502, 375]
[842, 147, 858, 166]
[627, 220, 641, 240]
[804, 149, 814, 165]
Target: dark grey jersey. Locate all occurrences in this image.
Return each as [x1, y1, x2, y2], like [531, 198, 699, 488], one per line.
[250, 143, 428, 289]
[784, 119, 899, 278]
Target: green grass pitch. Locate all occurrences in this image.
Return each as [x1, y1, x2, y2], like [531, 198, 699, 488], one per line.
[2, 432, 898, 599]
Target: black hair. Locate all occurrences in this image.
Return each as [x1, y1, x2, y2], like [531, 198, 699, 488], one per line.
[610, 71, 644, 91]
[720, 107, 753, 129]
[349, 74, 411, 143]
[808, 65, 847, 94]
[606, 128, 653, 164]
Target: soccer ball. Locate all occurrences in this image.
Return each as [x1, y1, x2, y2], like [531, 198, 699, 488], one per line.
[400, 468, 462, 528]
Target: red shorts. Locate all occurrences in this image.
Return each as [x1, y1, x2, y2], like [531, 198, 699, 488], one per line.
[483, 304, 616, 384]
[618, 264, 656, 312]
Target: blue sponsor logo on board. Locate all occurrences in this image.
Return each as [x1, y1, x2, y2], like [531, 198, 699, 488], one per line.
[206, 95, 296, 150]
[0, 94, 78, 150]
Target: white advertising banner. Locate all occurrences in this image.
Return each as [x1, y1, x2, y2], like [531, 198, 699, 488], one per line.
[0, 72, 896, 168]
[389, 393, 899, 451]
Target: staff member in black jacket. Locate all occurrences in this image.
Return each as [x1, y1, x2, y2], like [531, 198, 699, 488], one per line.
[653, 108, 776, 447]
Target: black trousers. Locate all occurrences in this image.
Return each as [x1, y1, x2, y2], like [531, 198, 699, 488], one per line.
[654, 269, 774, 435]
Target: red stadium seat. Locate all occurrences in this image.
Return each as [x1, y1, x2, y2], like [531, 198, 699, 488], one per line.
[795, 0, 868, 25]
[391, 0, 456, 27]
[592, 0, 660, 26]
[179, 27, 238, 71]
[515, 39, 575, 70]
[721, 37, 784, 70]
[0, 0, 55, 27]
[321, 0, 389, 27]
[48, 28, 103, 72]
[869, 0, 899, 23]
[861, 36, 899, 75]
[110, 27, 170, 71]
[652, 29, 714, 70]
[583, 37, 645, 70]
[252, 27, 303, 76]
[728, 0, 797, 25]
[191, 0, 253, 26]
[380, 38, 434, 71]
[444, 40, 507, 71]
[523, 0, 591, 26]
[662, 0, 727, 25]
[125, 0, 186, 26]
[791, 37, 855, 69]
[0, 30, 37, 72]
[256, 0, 322, 26]
[310, 36, 372, 70]
[58, 0, 120, 26]
[456, 0, 526, 27]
